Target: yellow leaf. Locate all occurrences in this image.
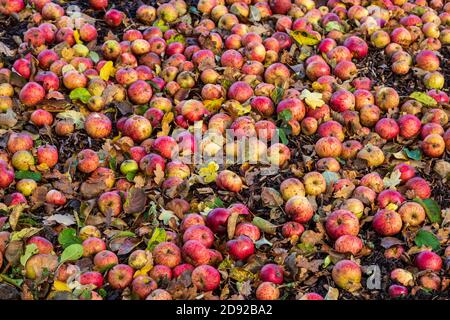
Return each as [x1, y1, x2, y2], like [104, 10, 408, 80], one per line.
[204, 99, 224, 113]
[237, 104, 252, 116]
[154, 164, 165, 185]
[73, 30, 83, 45]
[61, 47, 75, 62]
[133, 261, 153, 278]
[290, 30, 321, 46]
[198, 161, 219, 184]
[300, 89, 325, 109]
[386, 203, 398, 211]
[100, 61, 115, 81]
[36, 163, 50, 171]
[229, 267, 255, 282]
[53, 280, 71, 292]
[112, 132, 122, 142]
[154, 64, 161, 76]
[157, 112, 174, 137]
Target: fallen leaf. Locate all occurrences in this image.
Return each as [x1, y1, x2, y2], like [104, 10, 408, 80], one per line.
[123, 187, 147, 214]
[252, 217, 277, 234]
[0, 41, 16, 56]
[300, 89, 325, 109]
[261, 187, 284, 207]
[227, 212, 239, 239]
[324, 286, 339, 300]
[157, 112, 174, 137]
[99, 61, 115, 81]
[383, 169, 402, 189]
[198, 161, 219, 184]
[45, 214, 76, 226]
[57, 110, 85, 129]
[290, 30, 321, 46]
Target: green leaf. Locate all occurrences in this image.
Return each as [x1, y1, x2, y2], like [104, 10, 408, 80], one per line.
[109, 156, 116, 171]
[322, 255, 332, 268]
[325, 21, 344, 32]
[409, 92, 437, 107]
[11, 227, 42, 241]
[88, 51, 100, 63]
[98, 288, 107, 298]
[147, 80, 161, 92]
[252, 217, 277, 234]
[69, 88, 92, 104]
[153, 19, 169, 32]
[297, 242, 316, 254]
[277, 109, 293, 122]
[218, 257, 233, 270]
[146, 228, 167, 251]
[271, 86, 285, 104]
[221, 79, 232, 90]
[166, 34, 185, 45]
[277, 128, 289, 145]
[0, 274, 23, 288]
[414, 230, 440, 251]
[59, 244, 83, 263]
[14, 171, 41, 182]
[404, 148, 422, 161]
[126, 171, 137, 182]
[20, 243, 39, 266]
[413, 198, 442, 224]
[212, 197, 224, 208]
[58, 228, 82, 249]
[111, 231, 136, 240]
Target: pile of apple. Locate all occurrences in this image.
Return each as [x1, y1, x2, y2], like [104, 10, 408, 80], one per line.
[0, 0, 449, 300]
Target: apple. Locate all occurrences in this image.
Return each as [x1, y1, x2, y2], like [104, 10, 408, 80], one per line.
[325, 210, 360, 240]
[256, 282, 280, 300]
[80, 271, 104, 289]
[334, 235, 363, 255]
[226, 235, 254, 261]
[331, 260, 361, 292]
[404, 177, 431, 199]
[191, 265, 220, 291]
[153, 242, 181, 268]
[377, 190, 405, 209]
[128, 250, 150, 270]
[0, 160, 14, 189]
[398, 202, 426, 226]
[82, 237, 106, 257]
[107, 264, 134, 289]
[260, 263, 284, 284]
[398, 114, 421, 139]
[182, 240, 210, 266]
[284, 196, 314, 224]
[303, 171, 327, 196]
[415, 251, 442, 271]
[131, 275, 157, 300]
[216, 170, 243, 193]
[25, 254, 58, 280]
[206, 208, 230, 235]
[389, 285, 408, 298]
[390, 268, 414, 286]
[421, 133, 445, 157]
[27, 236, 53, 254]
[372, 209, 402, 236]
